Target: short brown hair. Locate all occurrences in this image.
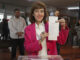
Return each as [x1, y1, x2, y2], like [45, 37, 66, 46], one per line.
[14, 8, 20, 12]
[30, 2, 48, 24]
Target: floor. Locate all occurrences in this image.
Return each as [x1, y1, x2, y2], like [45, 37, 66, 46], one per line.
[0, 44, 80, 60]
[60, 45, 80, 60]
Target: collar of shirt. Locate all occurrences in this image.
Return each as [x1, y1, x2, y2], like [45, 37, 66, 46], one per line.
[35, 21, 45, 40]
[13, 16, 21, 20]
[35, 22, 44, 29]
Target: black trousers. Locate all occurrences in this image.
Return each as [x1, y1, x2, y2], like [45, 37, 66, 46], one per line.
[56, 43, 60, 55]
[11, 38, 24, 59]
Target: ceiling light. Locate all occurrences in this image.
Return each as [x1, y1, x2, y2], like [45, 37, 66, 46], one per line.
[67, 6, 79, 10]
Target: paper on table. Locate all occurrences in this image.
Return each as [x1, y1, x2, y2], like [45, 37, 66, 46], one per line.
[48, 16, 59, 40]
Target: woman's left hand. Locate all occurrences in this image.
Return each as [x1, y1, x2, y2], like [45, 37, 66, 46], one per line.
[56, 18, 66, 29]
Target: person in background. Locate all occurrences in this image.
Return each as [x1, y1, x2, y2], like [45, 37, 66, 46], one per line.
[75, 20, 80, 47]
[54, 10, 61, 54]
[24, 2, 69, 56]
[2, 18, 9, 40]
[23, 12, 31, 25]
[54, 10, 60, 18]
[8, 8, 26, 60]
[71, 20, 77, 46]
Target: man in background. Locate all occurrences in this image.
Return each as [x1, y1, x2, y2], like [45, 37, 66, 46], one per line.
[54, 10, 61, 55]
[8, 8, 26, 60]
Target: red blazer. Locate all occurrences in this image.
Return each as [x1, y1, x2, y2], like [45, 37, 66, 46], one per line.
[24, 22, 69, 55]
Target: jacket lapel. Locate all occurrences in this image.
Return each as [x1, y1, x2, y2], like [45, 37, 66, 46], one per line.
[45, 22, 48, 33]
[32, 22, 48, 41]
[31, 23, 37, 40]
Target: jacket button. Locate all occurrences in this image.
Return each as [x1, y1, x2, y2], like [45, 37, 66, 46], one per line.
[48, 49, 50, 51]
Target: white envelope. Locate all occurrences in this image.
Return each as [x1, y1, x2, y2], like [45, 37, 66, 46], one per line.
[48, 16, 59, 40]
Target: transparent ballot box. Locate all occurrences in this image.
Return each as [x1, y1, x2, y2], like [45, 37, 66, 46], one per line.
[18, 55, 63, 60]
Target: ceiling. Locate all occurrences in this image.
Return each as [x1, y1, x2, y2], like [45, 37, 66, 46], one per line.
[0, 0, 80, 8]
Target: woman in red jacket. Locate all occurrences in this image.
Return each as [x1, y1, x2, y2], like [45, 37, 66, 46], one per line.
[24, 2, 69, 56]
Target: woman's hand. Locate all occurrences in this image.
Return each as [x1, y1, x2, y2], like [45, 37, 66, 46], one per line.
[56, 18, 66, 29]
[39, 32, 48, 44]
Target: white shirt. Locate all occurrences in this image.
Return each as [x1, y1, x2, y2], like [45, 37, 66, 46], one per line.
[8, 16, 26, 39]
[26, 17, 31, 25]
[35, 22, 47, 56]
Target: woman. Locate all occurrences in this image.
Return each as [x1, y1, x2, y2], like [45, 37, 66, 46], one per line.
[24, 2, 69, 56]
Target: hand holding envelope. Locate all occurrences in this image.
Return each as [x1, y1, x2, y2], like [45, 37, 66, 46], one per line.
[56, 18, 66, 29]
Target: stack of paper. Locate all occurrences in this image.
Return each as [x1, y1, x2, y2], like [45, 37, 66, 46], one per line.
[48, 16, 59, 40]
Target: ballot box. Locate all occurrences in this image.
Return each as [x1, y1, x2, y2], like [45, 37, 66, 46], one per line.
[18, 55, 63, 60]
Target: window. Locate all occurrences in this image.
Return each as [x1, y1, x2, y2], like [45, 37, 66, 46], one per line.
[0, 13, 4, 23]
[7, 15, 12, 20]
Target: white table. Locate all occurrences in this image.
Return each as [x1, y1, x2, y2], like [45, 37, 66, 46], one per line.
[18, 55, 63, 60]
